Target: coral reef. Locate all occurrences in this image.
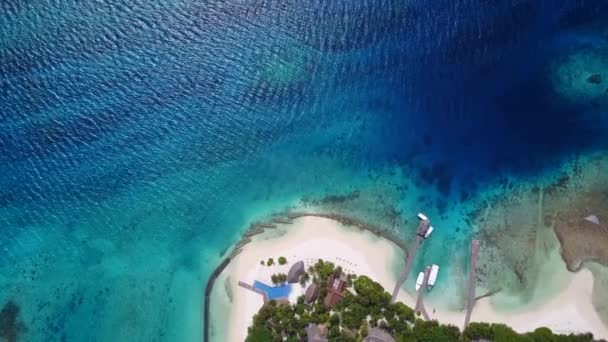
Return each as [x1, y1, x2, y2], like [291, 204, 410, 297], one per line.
[0, 301, 25, 342]
[550, 47, 608, 107]
[470, 153, 608, 319]
[545, 157, 608, 271]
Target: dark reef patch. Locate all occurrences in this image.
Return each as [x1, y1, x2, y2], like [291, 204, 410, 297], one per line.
[319, 191, 360, 205]
[0, 300, 26, 342]
[436, 198, 447, 216]
[418, 162, 452, 196]
[302, 191, 361, 206]
[552, 186, 608, 272]
[587, 73, 602, 85]
[545, 174, 570, 196]
[460, 190, 470, 202]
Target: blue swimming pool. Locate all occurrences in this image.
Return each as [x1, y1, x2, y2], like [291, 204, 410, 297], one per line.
[253, 281, 292, 300]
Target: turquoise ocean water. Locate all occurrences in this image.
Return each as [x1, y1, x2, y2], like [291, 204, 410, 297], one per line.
[1, 0, 608, 340]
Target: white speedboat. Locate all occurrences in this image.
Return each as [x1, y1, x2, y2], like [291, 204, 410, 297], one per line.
[417, 212, 429, 222]
[424, 226, 434, 239]
[415, 271, 425, 291]
[427, 264, 440, 290]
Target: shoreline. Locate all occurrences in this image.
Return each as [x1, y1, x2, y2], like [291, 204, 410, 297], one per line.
[203, 211, 410, 342]
[205, 214, 608, 341]
[203, 258, 232, 342]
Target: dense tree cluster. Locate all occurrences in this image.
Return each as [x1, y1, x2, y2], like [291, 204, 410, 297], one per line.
[299, 272, 310, 287]
[271, 273, 287, 285]
[245, 259, 595, 342]
[461, 323, 593, 342]
[262, 256, 288, 266]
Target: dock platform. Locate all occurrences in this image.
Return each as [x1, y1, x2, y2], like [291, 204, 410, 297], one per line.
[464, 239, 480, 328]
[391, 217, 430, 303]
[414, 266, 431, 320]
[238, 281, 269, 303]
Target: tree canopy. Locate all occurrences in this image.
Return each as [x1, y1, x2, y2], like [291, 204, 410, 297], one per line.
[245, 259, 595, 342]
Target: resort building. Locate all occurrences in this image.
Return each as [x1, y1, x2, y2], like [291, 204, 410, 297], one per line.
[305, 283, 319, 306]
[287, 260, 305, 283]
[324, 274, 348, 308]
[306, 323, 327, 342]
[365, 327, 396, 342]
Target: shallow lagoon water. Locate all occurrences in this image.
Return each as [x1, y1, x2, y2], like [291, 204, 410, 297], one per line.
[1, 0, 608, 340]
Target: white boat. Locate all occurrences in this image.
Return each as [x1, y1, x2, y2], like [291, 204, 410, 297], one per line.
[417, 212, 429, 222]
[415, 272, 425, 291]
[427, 265, 440, 290]
[424, 226, 434, 239]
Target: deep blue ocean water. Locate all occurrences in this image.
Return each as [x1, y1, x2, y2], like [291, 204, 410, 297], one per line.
[1, 0, 608, 340]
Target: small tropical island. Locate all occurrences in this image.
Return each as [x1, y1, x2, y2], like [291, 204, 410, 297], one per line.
[207, 215, 608, 341]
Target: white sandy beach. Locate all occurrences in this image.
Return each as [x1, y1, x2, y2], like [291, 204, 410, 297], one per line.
[469, 269, 607, 336]
[211, 216, 608, 341]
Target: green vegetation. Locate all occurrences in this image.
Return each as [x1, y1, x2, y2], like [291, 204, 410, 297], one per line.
[333, 266, 343, 278]
[278, 256, 287, 265]
[461, 323, 593, 342]
[245, 324, 273, 342]
[246, 259, 594, 342]
[299, 271, 310, 287]
[270, 273, 287, 285]
[266, 258, 274, 266]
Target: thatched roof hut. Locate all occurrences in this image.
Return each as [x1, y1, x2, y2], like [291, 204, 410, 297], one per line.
[305, 284, 319, 305]
[365, 327, 395, 342]
[305, 323, 327, 342]
[287, 260, 305, 283]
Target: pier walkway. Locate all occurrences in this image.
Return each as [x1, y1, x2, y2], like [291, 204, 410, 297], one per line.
[238, 281, 268, 302]
[391, 218, 430, 303]
[464, 239, 480, 328]
[414, 266, 431, 320]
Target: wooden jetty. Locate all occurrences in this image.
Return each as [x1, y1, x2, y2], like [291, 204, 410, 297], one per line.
[475, 288, 501, 301]
[414, 266, 431, 320]
[464, 239, 480, 328]
[391, 217, 431, 303]
[238, 281, 268, 303]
